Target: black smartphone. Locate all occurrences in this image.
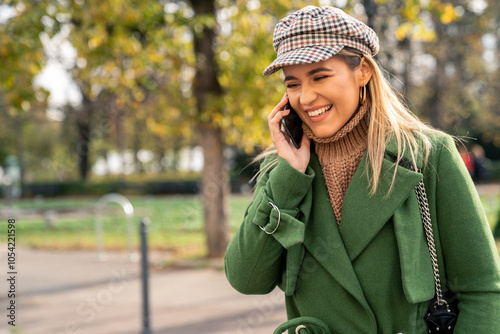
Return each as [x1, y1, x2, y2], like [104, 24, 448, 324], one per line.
[281, 102, 303, 149]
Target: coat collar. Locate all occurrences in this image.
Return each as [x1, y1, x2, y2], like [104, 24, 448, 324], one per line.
[304, 152, 371, 311]
[303, 136, 423, 308]
[340, 147, 422, 261]
[340, 135, 424, 260]
[384, 133, 425, 170]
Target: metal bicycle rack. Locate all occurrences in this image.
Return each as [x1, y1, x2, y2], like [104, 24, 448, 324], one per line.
[94, 193, 136, 261]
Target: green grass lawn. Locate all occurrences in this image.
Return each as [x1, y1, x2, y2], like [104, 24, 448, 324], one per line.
[3, 194, 253, 260]
[481, 195, 500, 230]
[3, 191, 500, 260]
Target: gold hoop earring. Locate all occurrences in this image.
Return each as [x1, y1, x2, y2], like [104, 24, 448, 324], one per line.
[359, 85, 367, 105]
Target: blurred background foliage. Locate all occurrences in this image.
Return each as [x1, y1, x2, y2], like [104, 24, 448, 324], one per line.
[2, 0, 500, 258]
[0, 0, 499, 185]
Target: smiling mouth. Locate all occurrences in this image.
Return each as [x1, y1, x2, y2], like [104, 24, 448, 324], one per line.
[307, 105, 333, 117]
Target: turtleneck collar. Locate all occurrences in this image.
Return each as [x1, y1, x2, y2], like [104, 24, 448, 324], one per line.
[301, 102, 370, 225]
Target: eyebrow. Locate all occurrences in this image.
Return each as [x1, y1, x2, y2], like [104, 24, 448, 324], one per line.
[284, 67, 334, 82]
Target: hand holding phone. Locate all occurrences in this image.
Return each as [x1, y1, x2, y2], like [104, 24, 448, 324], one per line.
[281, 102, 303, 149]
[268, 94, 310, 173]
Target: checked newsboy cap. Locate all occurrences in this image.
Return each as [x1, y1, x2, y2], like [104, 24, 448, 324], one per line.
[263, 6, 379, 76]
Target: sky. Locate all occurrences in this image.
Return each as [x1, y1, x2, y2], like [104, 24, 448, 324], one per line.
[1, 4, 80, 121]
[34, 27, 82, 121]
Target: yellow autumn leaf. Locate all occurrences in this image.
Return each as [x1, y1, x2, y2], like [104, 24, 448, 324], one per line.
[28, 63, 40, 75]
[233, 116, 244, 128]
[149, 52, 163, 64]
[169, 107, 181, 118]
[440, 4, 457, 25]
[133, 89, 145, 102]
[88, 35, 102, 49]
[395, 22, 412, 41]
[419, 29, 436, 42]
[4, 77, 14, 89]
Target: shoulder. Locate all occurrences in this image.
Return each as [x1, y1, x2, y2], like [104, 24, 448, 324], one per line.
[424, 130, 455, 148]
[384, 129, 455, 169]
[423, 131, 459, 163]
[421, 131, 472, 184]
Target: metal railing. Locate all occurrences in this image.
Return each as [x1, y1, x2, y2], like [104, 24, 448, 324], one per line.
[94, 193, 136, 261]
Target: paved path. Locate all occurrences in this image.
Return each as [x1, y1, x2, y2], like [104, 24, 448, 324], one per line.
[0, 247, 286, 334]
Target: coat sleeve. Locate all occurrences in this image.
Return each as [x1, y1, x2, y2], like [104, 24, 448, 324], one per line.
[432, 135, 500, 333]
[224, 156, 314, 294]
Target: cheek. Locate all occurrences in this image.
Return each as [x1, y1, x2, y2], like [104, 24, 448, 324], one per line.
[325, 76, 357, 99]
[336, 84, 360, 110]
[288, 94, 301, 111]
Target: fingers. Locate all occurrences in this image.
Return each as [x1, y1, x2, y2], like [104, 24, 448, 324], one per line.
[267, 93, 290, 144]
[267, 93, 289, 122]
[266, 93, 311, 173]
[299, 131, 311, 150]
[269, 108, 290, 129]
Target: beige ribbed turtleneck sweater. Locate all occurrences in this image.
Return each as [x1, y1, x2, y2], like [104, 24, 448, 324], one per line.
[303, 103, 370, 225]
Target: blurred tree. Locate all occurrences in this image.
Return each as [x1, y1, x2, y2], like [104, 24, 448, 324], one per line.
[39, 0, 196, 180]
[0, 0, 49, 181]
[391, 0, 500, 146]
[470, 0, 500, 150]
[188, 0, 325, 256]
[2, 0, 499, 255]
[188, 0, 230, 257]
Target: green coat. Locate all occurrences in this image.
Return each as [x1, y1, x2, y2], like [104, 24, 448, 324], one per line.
[225, 133, 500, 333]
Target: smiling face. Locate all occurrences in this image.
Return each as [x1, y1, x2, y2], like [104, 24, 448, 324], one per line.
[283, 56, 372, 138]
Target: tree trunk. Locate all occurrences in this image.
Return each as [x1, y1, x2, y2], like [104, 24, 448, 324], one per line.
[199, 124, 230, 257]
[14, 112, 25, 184]
[114, 108, 126, 176]
[77, 96, 92, 181]
[399, 37, 412, 106]
[154, 135, 166, 171]
[189, 0, 229, 258]
[363, 0, 377, 28]
[132, 114, 145, 173]
[429, 17, 446, 130]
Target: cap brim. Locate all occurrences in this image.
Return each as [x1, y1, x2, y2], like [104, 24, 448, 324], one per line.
[262, 44, 344, 76]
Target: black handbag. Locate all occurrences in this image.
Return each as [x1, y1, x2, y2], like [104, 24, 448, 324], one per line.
[413, 174, 459, 333]
[424, 290, 459, 334]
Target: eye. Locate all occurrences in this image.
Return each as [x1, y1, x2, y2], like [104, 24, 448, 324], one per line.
[314, 76, 328, 82]
[286, 83, 299, 89]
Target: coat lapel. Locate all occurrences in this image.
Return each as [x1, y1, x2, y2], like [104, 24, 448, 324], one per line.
[302, 137, 425, 311]
[340, 136, 424, 261]
[303, 153, 370, 310]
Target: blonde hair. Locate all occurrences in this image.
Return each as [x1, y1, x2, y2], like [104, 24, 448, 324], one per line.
[255, 47, 441, 195]
[351, 48, 441, 194]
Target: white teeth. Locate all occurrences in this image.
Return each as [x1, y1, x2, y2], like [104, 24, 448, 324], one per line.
[307, 105, 332, 117]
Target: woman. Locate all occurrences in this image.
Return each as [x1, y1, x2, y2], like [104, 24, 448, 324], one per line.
[224, 6, 500, 333]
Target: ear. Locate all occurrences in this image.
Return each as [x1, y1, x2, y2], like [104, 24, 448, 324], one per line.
[358, 58, 373, 87]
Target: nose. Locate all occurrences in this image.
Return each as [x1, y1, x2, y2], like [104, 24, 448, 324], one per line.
[299, 83, 317, 107]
